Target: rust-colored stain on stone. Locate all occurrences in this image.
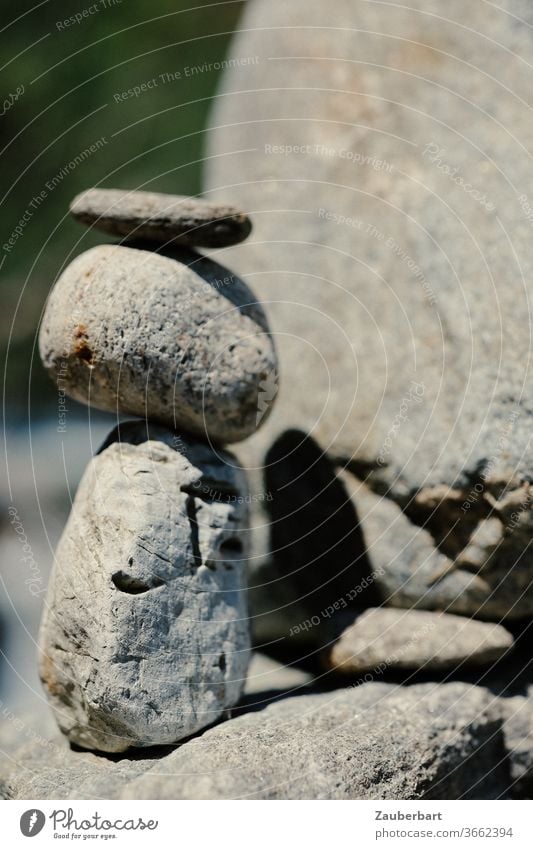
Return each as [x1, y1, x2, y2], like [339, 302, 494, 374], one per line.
[72, 323, 95, 365]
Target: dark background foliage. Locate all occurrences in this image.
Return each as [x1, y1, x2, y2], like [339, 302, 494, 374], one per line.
[1, 0, 244, 415]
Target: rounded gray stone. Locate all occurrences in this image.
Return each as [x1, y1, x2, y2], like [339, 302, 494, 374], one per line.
[70, 188, 252, 247]
[0, 683, 515, 800]
[39, 244, 277, 444]
[39, 421, 251, 753]
[323, 607, 513, 675]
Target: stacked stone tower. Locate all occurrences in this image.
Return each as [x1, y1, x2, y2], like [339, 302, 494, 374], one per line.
[37, 188, 278, 753]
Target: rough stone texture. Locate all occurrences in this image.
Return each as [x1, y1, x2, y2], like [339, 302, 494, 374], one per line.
[39, 244, 277, 444]
[500, 693, 533, 797]
[0, 709, 57, 792]
[206, 0, 533, 617]
[70, 188, 252, 247]
[1, 683, 511, 800]
[39, 421, 251, 753]
[323, 608, 513, 675]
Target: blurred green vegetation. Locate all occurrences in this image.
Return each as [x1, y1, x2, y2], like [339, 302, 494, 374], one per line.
[1, 0, 244, 415]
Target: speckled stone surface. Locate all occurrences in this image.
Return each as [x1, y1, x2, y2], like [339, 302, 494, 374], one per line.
[39, 421, 251, 753]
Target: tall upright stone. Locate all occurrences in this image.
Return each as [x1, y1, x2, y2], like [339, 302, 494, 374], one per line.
[39, 422, 251, 752]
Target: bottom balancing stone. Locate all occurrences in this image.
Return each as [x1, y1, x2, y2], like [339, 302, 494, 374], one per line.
[39, 420, 250, 753]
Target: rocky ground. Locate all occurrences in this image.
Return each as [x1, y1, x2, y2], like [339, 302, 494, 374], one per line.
[2, 650, 533, 800]
[1, 421, 533, 799]
[0, 418, 112, 715]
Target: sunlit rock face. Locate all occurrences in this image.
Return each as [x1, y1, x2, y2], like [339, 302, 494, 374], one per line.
[206, 0, 533, 619]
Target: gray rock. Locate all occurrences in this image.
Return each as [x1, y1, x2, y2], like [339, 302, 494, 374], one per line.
[39, 244, 277, 444]
[206, 0, 533, 617]
[243, 652, 313, 696]
[340, 471, 533, 621]
[121, 682, 507, 799]
[2, 683, 510, 800]
[39, 421, 251, 753]
[0, 708, 57, 790]
[70, 188, 251, 247]
[500, 694, 533, 797]
[323, 607, 513, 675]
[0, 419, 112, 715]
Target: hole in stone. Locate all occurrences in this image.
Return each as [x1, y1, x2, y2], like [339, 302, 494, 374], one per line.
[218, 653, 226, 672]
[112, 571, 165, 594]
[205, 538, 244, 571]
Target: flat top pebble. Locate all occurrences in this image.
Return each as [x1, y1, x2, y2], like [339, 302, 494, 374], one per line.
[69, 187, 252, 247]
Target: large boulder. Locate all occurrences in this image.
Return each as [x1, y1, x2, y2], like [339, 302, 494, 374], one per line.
[70, 188, 252, 247]
[205, 0, 533, 619]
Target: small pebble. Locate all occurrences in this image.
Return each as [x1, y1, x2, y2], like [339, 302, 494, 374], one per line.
[70, 188, 252, 247]
[323, 607, 514, 674]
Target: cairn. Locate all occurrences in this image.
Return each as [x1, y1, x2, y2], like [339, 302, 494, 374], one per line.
[37, 188, 278, 753]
